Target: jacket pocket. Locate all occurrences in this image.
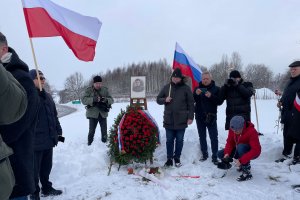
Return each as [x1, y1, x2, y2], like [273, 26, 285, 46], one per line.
[174, 111, 189, 125]
[163, 110, 173, 125]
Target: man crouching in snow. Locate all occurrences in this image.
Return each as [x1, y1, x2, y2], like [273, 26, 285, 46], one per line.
[217, 115, 261, 181]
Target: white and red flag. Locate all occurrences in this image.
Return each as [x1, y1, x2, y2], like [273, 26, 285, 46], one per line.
[21, 0, 102, 61]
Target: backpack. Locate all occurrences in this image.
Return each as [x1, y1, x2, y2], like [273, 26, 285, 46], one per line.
[0, 135, 15, 200]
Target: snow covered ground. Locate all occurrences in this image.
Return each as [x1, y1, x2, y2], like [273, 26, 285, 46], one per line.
[46, 90, 300, 200]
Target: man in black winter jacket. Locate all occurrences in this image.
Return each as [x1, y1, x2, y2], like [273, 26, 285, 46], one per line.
[219, 70, 254, 130]
[0, 32, 39, 200]
[194, 71, 221, 164]
[157, 68, 194, 167]
[29, 69, 64, 200]
[276, 61, 300, 163]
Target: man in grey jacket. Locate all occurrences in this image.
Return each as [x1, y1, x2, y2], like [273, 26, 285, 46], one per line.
[157, 68, 194, 167]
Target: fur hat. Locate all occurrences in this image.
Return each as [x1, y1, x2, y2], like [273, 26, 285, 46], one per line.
[289, 61, 300, 68]
[229, 70, 241, 78]
[230, 116, 245, 131]
[93, 75, 102, 83]
[29, 69, 43, 80]
[172, 68, 183, 78]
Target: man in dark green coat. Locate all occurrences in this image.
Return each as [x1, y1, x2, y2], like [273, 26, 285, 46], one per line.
[0, 64, 27, 124]
[0, 64, 27, 200]
[82, 76, 114, 145]
[157, 68, 194, 167]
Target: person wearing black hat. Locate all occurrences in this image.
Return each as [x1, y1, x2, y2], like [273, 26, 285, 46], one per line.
[217, 115, 261, 181]
[82, 75, 114, 145]
[156, 68, 194, 167]
[276, 61, 300, 163]
[219, 70, 254, 130]
[29, 69, 64, 199]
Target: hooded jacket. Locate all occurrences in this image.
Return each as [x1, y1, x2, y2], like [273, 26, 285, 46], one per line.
[0, 47, 39, 198]
[157, 79, 194, 130]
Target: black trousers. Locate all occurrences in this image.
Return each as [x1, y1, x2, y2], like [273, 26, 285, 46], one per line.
[33, 148, 53, 194]
[88, 114, 107, 144]
[283, 126, 300, 158]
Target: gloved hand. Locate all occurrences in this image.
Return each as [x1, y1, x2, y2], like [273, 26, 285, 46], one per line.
[93, 96, 100, 102]
[100, 97, 107, 103]
[58, 135, 65, 143]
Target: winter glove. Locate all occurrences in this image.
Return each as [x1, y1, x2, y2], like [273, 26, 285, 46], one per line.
[100, 97, 107, 103]
[93, 96, 100, 102]
[58, 135, 65, 143]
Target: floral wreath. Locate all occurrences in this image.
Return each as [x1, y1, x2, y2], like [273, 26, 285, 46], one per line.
[108, 106, 159, 166]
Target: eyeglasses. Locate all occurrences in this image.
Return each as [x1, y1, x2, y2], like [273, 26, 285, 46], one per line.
[35, 77, 46, 81]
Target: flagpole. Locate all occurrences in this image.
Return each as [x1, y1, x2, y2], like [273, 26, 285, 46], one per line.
[29, 38, 42, 91]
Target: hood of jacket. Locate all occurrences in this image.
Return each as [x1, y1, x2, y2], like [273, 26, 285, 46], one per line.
[3, 47, 29, 73]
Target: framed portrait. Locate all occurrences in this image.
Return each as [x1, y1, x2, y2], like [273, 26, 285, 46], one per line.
[131, 76, 146, 98]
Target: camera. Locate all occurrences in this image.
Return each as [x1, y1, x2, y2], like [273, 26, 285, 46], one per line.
[217, 157, 233, 170]
[227, 78, 235, 86]
[222, 157, 233, 163]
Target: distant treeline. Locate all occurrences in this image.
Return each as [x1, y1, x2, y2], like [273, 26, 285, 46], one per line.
[54, 53, 290, 103]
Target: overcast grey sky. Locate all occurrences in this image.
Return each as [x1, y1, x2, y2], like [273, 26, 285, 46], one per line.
[1, 0, 300, 89]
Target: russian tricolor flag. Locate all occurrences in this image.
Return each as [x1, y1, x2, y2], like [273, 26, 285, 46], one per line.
[22, 0, 101, 62]
[173, 43, 202, 90]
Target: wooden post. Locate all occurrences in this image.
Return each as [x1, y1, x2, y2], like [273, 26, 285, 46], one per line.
[29, 38, 42, 91]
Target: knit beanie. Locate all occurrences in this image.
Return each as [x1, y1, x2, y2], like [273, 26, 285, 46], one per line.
[93, 75, 102, 83]
[229, 70, 241, 78]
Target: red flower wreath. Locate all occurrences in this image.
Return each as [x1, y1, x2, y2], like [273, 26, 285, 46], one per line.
[108, 106, 159, 165]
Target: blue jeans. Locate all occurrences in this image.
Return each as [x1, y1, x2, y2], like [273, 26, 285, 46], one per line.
[196, 117, 218, 159]
[217, 144, 251, 164]
[165, 128, 185, 159]
[10, 196, 28, 200]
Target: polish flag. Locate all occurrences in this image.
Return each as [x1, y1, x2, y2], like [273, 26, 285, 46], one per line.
[21, 0, 102, 61]
[173, 43, 202, 91]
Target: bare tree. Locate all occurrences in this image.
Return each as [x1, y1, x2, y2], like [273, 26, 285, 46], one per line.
[209, 54, 230, 86]
[244, 64, 273, 89]
[64, 72, 85, 101]
[229, 52, 243, 72]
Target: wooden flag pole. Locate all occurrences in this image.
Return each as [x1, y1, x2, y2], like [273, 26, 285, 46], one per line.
[168, 84, 171, 97]
[29, 38, 42, 91]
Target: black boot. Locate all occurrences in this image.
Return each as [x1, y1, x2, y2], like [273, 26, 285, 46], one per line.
[42, 187, 63, 196]
[174, 158, 182, 167]
[164, 159, 173, 167]
[292, 156, 300, 165]
[199, 153, 208, 162]
[30, 193, 40, 200]
[101, 134, 107, 143]
[237, 164, 252, 181]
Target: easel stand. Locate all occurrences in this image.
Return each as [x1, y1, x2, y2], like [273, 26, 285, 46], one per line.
[130, 98, 147, 110]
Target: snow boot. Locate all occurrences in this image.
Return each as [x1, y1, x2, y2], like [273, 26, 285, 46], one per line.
[212, 158, 219, 165]
[174, 158, 182, 167]
[275, 154, 291, 163]
[164, 159, 173, 167]
[237, 164, 252, 181]
[292, 156, 300, 165]
[199, 154, 208, 162]
[41, 187, 62, 196]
